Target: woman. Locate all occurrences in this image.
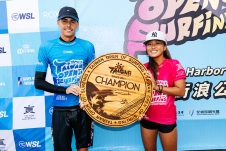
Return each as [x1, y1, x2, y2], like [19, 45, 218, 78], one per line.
[140, 30, 186, 151]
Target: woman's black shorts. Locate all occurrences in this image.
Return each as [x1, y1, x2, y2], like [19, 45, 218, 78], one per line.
[140, 119, 176, 133]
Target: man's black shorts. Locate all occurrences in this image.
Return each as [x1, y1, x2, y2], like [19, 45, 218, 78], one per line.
[52, 106, 93, 150]
[140, 119, 176, 133]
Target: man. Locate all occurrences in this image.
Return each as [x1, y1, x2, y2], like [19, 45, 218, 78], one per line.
[35, 6, 95, 151]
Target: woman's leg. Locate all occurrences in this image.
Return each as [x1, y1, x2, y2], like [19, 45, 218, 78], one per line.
[159, 127, 177, 151]
[141, 126, 158, 151]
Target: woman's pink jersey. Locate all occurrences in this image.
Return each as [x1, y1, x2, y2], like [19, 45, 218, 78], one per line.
[144, 59, 186, 124]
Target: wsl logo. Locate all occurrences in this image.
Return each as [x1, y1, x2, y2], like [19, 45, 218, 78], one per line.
[49, 107, 53, 115]
[0, 47, 6, 53]
[19, 141, 41, 148]
[11, 13, 35, 21]
[0, 111, 8, 118]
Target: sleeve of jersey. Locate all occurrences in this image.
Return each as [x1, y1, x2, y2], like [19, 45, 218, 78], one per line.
[173, 60, 186, 81]
[35, 45, 49, 72]
[34, 71, 66, 94]
[87, 42, 95, 63]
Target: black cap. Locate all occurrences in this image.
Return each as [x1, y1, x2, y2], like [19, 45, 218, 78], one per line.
[57, 6, 79, 22]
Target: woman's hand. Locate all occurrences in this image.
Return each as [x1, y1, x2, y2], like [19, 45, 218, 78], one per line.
[146, 71, 158, 91]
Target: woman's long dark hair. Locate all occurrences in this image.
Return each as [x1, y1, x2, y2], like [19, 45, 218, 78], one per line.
[147, 42, 172, 80]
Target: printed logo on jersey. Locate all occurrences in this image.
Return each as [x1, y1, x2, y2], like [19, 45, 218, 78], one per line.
[53, 59, 83, 87]
[152, 80, 168, 105]
[63, 50, 73, 54]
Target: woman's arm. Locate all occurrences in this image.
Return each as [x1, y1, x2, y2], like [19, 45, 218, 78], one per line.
[156, 79, 186, 97]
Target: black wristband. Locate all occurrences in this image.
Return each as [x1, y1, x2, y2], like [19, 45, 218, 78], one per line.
[158, 85, 161, 92]
[158, 85, 163, 93]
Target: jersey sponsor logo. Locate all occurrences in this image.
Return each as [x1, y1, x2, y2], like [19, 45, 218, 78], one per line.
[0, 111, 8, 118]
[37, 61, 43, 66]
[18, 141, 41, 148]
[55, 95, 67, 101]
[152, 80, 168, 105]
[0, 47, 6, 53]
[11, 13, 35, 21]
[63, 50, 73, 54]
[53, 59, 83, 86]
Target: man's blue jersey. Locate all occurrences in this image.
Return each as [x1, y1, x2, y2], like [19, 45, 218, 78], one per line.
[36, 38, 95, 107]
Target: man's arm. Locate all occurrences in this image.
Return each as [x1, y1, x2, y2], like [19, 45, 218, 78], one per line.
[34, 71, 66, 94]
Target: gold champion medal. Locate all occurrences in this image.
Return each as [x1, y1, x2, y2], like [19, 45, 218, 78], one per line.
[79, 53, 152, 127]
